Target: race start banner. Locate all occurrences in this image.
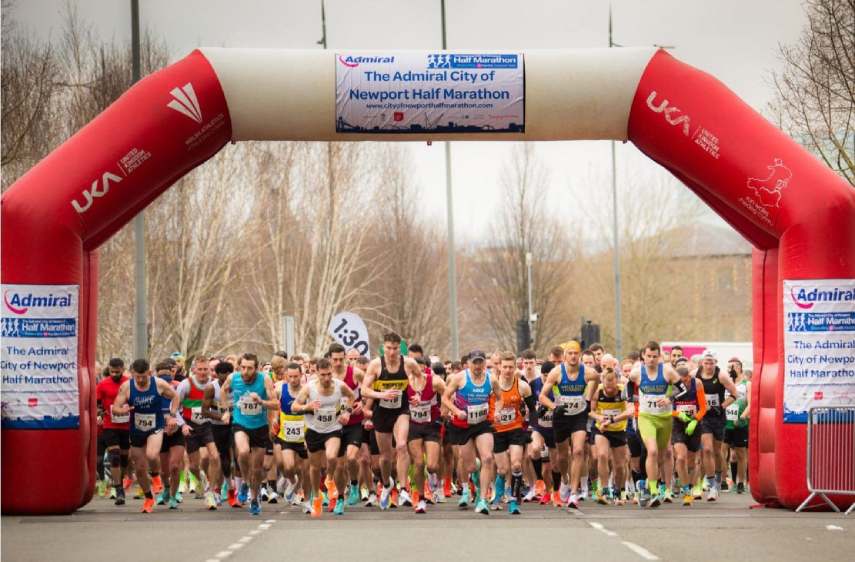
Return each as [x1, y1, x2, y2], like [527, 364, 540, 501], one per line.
[783, 278, 855, 423]
[1, 284, 80, 429]
[335, 52, 524, 134]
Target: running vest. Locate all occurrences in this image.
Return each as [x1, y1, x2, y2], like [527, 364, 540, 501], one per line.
[373, 356, 409, 410]
[638, 363, 673, 417]
[278, 383, 306, 443]
[452, 369, 493, 429]
[726, 381, 749, 429]
[555, 363, 588, 417]
[130, 378, 164, 434]
[305, 378, 344, 434]
[697, 367, 726, 412]
[672, 377, 702, 419]
[341, 365, 363, 426]
[492, 375, 524, 432]
[181, 376, 210, 424]
[406, 372, 440, 425]
[529, 376, 554, 429]
[230, 372, 268, 429]
[594, 384, 628, 432]
[209, 379, 228, 426]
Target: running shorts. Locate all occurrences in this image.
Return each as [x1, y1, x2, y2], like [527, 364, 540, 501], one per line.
[638, 413, 673, 452]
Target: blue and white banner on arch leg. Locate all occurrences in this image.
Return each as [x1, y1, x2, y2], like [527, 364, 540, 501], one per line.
[783, 278, 855, 423]
[1, 284, 80, 429]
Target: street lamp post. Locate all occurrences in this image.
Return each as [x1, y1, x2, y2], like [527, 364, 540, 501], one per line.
[131, 0, 147, 360]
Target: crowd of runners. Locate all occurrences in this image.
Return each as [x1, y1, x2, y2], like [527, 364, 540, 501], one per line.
[95, 334, 752, 516]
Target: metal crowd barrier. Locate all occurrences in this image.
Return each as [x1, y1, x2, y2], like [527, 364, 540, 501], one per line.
[796, 406, 855, 514]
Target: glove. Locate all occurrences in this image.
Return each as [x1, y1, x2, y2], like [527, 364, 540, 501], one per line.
[677, 411, 691, 424]
[686, 419, 698, 436]
[553, 404, 568, 417]
[536, 405, 549, 419]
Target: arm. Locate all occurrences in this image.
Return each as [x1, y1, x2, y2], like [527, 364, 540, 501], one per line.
[360, 360, 388, 401]
[441, 374, 465, 420]
[720, 372, 740, 407]
[292, 386, 315, 414]
[201, 385, 223, 421]
[219, 374, 232, 410]
[111, 382, 130, 414]
[694, 384, 708, 421]
[519, 380, 538, 423]
[338, 384, 356, 424]
[260, 376, 280, 410]
[538, 371, 559, 410]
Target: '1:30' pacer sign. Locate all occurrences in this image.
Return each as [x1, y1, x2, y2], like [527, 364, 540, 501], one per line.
[328, 311, 370, 357]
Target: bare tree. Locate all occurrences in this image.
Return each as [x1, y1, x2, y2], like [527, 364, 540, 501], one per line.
[771, 0, 855, 186]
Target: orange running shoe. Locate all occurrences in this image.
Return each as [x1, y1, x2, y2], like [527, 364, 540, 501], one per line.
[534, 479, 546, 497]
[411, 489, 420, 511]
[423, 482, 434, 504]
[390, 487, 399, 508]
[311, 495, 323, 518]
[141, 497, 154, 513]
[123, 476, 133, 491]
[552, 490, 562, 507]
[539, 491, 551, 505]
[328, 496, 337, 513]
[443, 478, 452, 498]
[325, 477, 338, 500]
[151, 475, 164, 495]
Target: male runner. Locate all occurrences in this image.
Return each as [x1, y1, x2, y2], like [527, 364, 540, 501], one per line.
[670, 362, 707, 506]
[491, 351, 537, 515]
[442, 349, 501, 515]
[220, 352, 278, 516]
[589, 368, 633, 505]
[293, 357, 355, 517]
[629, 341, 681, 508]
[406, 358, 446, 513]
[539, 341, 598, 509]
[203, 360, 238, 506]
[111, 359, 180, 513]
[529, 360, 558, 505]
[361, 332, 421, 509]
[96, 358, 130, 505]
[724, 360, 750, 493]
[696, 352, 740, 500]
[272, 362, 308, 505]
[330, 343, 365, 508]
[154, 360, 186, 508]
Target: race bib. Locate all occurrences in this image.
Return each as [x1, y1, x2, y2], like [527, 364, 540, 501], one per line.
[726, 404, 739, 422]
[379, 392, 402, 409]
[134, 413, 155, 432]
[706, 394, 720, 407]
[283, 419, 305, 443]
[239, 399, 262, 416]
[467, 403, 489, 425]
[676, 404, 697, 415]
[410, 403, 431, 424]
[640, 394, 672, 415]
[538, 408, 553, 428]
[558, 395, 586, 416]
[111, 411, 130, 424]
[190, 407, 208, 424]
[315, 406, 337, 429]
[496, 407, 517, 425]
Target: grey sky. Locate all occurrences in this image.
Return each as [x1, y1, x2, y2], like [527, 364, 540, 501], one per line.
[10, 0, 807, 242]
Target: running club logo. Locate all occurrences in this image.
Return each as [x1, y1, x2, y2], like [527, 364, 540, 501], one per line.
[747, 158, 791, 208]
[167, 83, 202, 123]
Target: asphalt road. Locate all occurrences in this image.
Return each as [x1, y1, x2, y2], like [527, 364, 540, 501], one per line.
[3, 491, 854, 562]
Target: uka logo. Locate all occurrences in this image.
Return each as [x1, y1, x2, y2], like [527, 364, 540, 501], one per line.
[70, 171, 122, 214]
[646, 91, 691, 137]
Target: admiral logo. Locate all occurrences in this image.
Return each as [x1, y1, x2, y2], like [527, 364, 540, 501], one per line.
[167, 83, 202, 123]
[4, 291, 72, 315]
[338, 55, 395, 68]
[70, 171, 122, 214]
[791, 286, 855, 310]
[646, 91, 691, 136]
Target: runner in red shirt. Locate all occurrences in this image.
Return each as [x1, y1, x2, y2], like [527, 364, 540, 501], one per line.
[96, 358, 130, 505]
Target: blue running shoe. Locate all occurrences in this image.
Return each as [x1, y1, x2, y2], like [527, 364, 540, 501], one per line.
[249, 499, 261, 516]
[508, 500, 520, 515]
[475, 498, 489, 515]
[238, 483, 249, 505]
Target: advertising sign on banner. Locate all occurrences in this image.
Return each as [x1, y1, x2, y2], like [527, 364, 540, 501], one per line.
[783, 279, 855, 422]
[336, 52, 524, 134]
[1, 284, 80, 429]
[328, 312, 370, 357]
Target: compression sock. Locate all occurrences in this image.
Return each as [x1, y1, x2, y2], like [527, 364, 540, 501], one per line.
[511, 471, 523, 501]
[532, 458, 543, 480]
[551, 471, 561, 491]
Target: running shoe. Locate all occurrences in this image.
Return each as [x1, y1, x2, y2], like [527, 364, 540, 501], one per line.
[156, 489, 169, 505]
[206, 491, 218, 510]
[311, 495, 323, 518]
[552, 490, 562, 507]
[737, 482, 745, 494]
[328, 496, 337, 513]
[434, 488, 446, 503]
[267, 489, 279, 504]
[566, 493, 580, 510]
[539, 491, 551, 505]
[114, 490, 126, 506]
[123, 476, 133, 491]
[260, 486, 269, 502]
[174, 491, 183, 503]
[249, 499, 261, 516]
[168, 495, 179, 510]
[390, 487, 399, 508]
[707, 485, 719, 502]
[360, 487, 370, 502]
[141, 497, 154, 513]
[424, 482, 435, 505]
[133, 485, 144, 499]
[379, 486, 392, 510]
[347, 485, 360, 506]
[508, 500, 521, 515]
[96, 479, 107, 497]
[398, 488, 412, 507]
[238, 482, 249, 504]
[692, 482, 703, 500]
[663, 488, 674, 504]
[302, 500, 313, 515]
[682, 487, 693, 507]
[648, 493, 662, 508]
[458, 485, 471, 508]
[221, 481, 229, 501]
[109, 486, 117, 500]
[151, 475, 164, 495]
[638, 487, 651, 509]
[365, 492, 378, 507]
[534, 479, 546, 497]
[283, 479, 296, 504]
[721, 479, 729, 492]
[333, 499, 345, 516]
[523, 489, 536, 503]
[443, 478, 453, 498]
[415, 499, 427, 514]
[559, 481, 571, 503]
[594, 489, 608, 505]
[325, 478, 338, 501]
[474, 498, 489, 515]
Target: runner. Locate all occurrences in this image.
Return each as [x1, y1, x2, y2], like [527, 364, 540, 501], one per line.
[176, 355, 222, 509]
[696, 351, 741, 501]
[629, 341, 681, 508]
[202, 360, 239, 506]
[96, 358, 131, 506]
[272, 361, 309, 506]
[670, 361, 707, 506]
[529, 360, 559, 505]
[442, 349, 501, 515]
[220, 353, 279, 516]
[491, 351, 536, 515]
[361, 332, 421, 510]
[329, 343, 365, 508]
[589, 367, 633, 505]
[406, 357, 446, 513]
[293, 357, 356, 517]
[111, 359, 180, 513]
[724, 359, 750, 494]
[154, 360, 187, 508]
[539, 340, 598, 509]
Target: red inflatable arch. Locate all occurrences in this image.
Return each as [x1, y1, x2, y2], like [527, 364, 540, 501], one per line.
[2, 48, 853, 513]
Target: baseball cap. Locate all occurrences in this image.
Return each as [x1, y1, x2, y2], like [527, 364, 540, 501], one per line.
[469, 349, 486, 362]
[702, 351, 717, 361]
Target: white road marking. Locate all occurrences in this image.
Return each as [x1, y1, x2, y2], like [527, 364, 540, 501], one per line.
[227, 543, 244, 550]
[588, 521, 618, 537]
[258, 523, 271, 530]
[265, 519, 276, 523]
[622, 541, 660, 561]
[238, 536, 253, 543]
[826, 525, 844, 531]
[249, 529, 261, 535]
[214, 552, 232, 559]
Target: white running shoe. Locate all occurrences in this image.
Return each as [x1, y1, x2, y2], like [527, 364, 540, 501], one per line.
[398, 488, 412, 507]
[283, 479, 296, 504]
[415, 499, 427, 514]
[523, 489, 536, 503]
[559, 481, 571, 503]
[365, 492, 378, 507]
[267, 489, 279, 504]
[260, 486, 269, 502]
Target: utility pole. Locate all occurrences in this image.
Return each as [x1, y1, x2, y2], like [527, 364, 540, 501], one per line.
[131, 0, 147, 360]
[526, 251, 534, 346]
[441, 0, 460, 359]
[608, 4, 622, 358]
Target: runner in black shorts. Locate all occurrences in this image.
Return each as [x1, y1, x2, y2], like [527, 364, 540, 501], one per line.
[204, 360, 237, 506]
[671, 363, 706, 506]
[696, 352, 740, 501]
[405, 363, 446, 513]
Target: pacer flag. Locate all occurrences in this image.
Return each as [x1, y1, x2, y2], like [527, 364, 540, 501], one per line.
[336, 51, 525, 134]
[329, 311, 370, 357]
